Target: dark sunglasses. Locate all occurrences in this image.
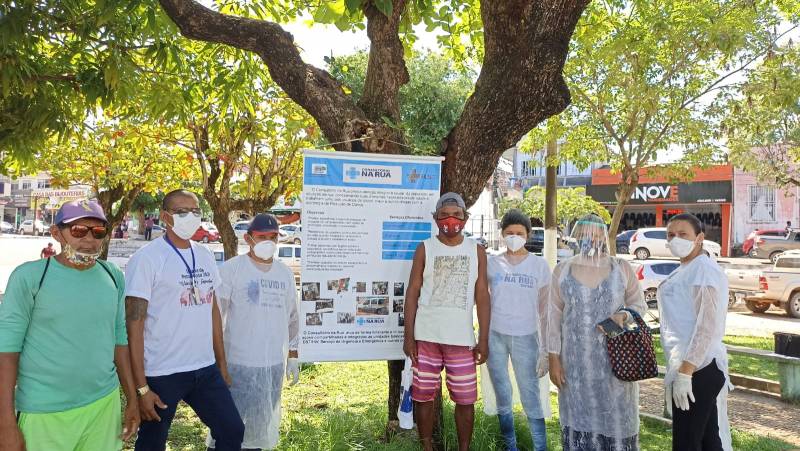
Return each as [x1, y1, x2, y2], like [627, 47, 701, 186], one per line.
[68, 224, 109, 239]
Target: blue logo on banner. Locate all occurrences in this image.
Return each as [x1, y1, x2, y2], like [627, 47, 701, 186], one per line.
[303, 156, 440, 191]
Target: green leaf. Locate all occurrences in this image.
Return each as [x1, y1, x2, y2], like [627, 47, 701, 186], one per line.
[375, 0, 393, 17]
[345, 0, 363, 12]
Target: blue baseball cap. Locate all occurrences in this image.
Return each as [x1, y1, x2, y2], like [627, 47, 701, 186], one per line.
[55, 199, 108, 225]
[248, 213, 280, 234]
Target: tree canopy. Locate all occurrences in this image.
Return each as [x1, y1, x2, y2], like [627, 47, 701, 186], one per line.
[501, 186, 611, 226]
[328, 50, 474, 155]
[522, 0, 798, 252]
[720, 43, 800, 188]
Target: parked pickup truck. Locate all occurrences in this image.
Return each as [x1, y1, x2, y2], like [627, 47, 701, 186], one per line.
[745, 251, 800, 318]
[752, 229, 800, 262]
[725, 263, 764, 307]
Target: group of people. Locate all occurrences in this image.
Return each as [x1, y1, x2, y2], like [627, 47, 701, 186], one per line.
[403, 193, 732, 451]
[0, 190, 299, 451]
[0, 189, 732, 451]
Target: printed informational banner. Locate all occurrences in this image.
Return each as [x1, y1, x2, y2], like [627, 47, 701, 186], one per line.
[299, 150, 443, 362]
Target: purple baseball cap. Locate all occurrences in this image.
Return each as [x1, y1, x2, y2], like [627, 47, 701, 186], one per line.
[55, 199, 108, 225]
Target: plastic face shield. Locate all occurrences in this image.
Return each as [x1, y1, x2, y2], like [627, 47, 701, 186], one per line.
[569, 215, 610, 266]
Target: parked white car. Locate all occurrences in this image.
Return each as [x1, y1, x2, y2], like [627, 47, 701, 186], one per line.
[233, 220, 250, 241]
[276, 244, 301, 276]
[0, 221, 14, 234]
[629, 227, 721, 260]
[631, 260, 680, 307]
[18, 219, 48, 236]
[279, 224, 302, 244]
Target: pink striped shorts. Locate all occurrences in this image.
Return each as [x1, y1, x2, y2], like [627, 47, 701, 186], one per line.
[412, 340, 477, 405]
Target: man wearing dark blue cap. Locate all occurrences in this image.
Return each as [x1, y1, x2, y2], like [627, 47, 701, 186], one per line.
[0, 199, 140, 450]
[207, 213, 299, 450]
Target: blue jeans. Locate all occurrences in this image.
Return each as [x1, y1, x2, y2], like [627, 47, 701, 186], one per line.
[135, 364, 244, 451]
[487, 330, 547, 451]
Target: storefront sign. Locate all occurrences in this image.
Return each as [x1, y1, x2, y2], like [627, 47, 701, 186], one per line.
[29, 189, 89, 208]
[631, 185, 679, 202]
[587, 181, 732, 205]
[298, 150, 443, 362]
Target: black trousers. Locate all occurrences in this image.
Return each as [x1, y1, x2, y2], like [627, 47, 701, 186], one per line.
[672, 360, 726, 451]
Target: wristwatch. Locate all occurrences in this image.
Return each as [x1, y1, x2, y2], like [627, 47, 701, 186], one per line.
[136, 385, 150, 397]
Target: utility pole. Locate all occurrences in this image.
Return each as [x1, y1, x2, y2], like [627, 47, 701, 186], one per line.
[544, 140, 558, 269]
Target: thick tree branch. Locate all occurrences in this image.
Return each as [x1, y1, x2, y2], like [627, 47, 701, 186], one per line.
[358, 0, 409, 123]
[442, 0, 590, 205]
[158, 0, 395, 152]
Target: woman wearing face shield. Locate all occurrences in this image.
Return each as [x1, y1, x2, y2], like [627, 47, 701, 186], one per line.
[547, 214, 646, 450]
[657, 213, 732, 451]
[485, 209, 551, 451]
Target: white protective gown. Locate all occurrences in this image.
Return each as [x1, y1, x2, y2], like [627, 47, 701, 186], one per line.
[206, 254, 299, 450]
[657, 254, 732, 451]
[547, 256, 646, 451]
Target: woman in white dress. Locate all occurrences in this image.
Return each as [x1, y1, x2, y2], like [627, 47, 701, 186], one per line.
[547, 214, 646, 450]
[658, 213, 732, 451]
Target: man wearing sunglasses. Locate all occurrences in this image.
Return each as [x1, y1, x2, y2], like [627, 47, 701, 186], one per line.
[0, 200, 139, 451]
[206, 213, 299, 450]
[124, 189, 243, 451]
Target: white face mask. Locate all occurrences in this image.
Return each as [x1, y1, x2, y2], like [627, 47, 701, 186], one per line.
[168, 212, 201, 240]
[504, 235, 526, 252]
[667, 237, 697, 258]
[252, 240, 277, 260]
[63, 243, 101, 266]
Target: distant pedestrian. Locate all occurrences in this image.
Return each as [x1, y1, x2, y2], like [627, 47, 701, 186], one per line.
[144, 216, 154, 241]
[786, 221, 792, 234]
[40, 242, 56, 259]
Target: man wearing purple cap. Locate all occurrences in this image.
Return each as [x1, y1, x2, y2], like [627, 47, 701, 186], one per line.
[0, 199, 140, 451]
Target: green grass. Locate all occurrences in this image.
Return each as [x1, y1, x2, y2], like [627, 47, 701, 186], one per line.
[123, 360, 794, 450]
[652, 335, 778, 381]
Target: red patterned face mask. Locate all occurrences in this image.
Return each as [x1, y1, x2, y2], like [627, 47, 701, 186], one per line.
[436, 217, 466, 237]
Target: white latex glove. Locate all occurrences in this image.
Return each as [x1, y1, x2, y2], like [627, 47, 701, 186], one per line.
[665, 383, 673, 417]
[286, 357, 300, 386]
[671, 372, 695, 411]
[536, 351, 549, 378]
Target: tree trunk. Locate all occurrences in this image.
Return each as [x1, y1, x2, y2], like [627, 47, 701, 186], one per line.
[96, 185, 141, 259]
[135, 209, 145, 235]
[385, 359, 404, 439]
[607, 169, 638, 255]
[544, 139, 558, 269]
[208, 199, 238, 260]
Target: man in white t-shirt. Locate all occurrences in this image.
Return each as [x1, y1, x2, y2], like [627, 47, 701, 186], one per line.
[125, 190, 243, 451]
[206, 213, 299, 451]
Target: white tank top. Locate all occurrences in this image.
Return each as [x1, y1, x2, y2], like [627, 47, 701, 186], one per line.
[414, 236, 479, 346]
